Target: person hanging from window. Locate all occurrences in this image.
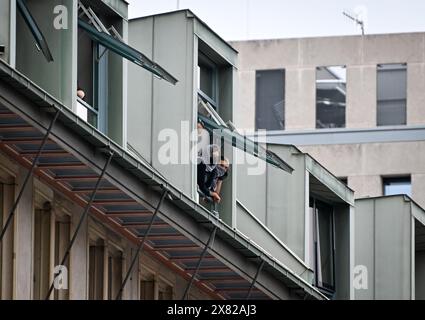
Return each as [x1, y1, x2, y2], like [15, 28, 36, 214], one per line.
[197, 144, 229, 203]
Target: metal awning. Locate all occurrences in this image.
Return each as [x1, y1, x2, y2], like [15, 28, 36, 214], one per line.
[199, 114, 293, 173]
[0, 61, 324, 300]
[17, 0, 54, 62]
[78, 19, 177, 85]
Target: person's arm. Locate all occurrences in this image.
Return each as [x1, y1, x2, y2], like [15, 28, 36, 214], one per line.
[215, 180, 223, 195]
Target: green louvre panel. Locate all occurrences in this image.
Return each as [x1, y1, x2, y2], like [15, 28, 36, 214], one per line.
[17, 0, 54, 62]
[199, 114, 293, 173]
[78, 19, 178, 85]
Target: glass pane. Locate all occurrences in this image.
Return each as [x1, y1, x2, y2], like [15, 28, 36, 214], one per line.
[384, 177, 411, 196]
[316, 66, 346, 129]
[255, 69, 285, 130]
[316, 201, 335, 290]
[199, 64, 214, 98]
[377, 64, 407, 126]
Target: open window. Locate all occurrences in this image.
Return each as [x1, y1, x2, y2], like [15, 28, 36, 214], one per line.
[310, 198, 336, 296]
[16, 0, 53, 62]
[198, 52, 218, 109]
[77, 1, 177, 133]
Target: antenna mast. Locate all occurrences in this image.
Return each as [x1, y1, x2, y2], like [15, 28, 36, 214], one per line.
[343, 10, 365, 35]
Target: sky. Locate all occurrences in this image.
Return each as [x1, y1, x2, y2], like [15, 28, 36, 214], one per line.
[126, 0, 425, 41]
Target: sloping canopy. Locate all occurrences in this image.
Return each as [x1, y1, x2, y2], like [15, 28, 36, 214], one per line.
[17, 0, 54, 62]
[199, 114, 293, 173]
[78, 19, 178, 85]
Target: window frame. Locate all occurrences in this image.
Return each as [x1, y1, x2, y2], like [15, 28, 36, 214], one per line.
[255, 68, 286, 131]
[311, 198, 336, 296]
[376, 63, 407, 127]
[315, 65, 347, 129]
[383, 176, 411, 196]
[198, 51, 219, 110]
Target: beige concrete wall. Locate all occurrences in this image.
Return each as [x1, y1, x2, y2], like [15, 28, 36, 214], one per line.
[231, 32, 425, 130]
[299, 141, 425, 205]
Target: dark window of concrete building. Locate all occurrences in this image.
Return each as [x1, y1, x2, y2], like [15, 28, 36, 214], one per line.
[255, 69, 285, 131]
[377, 63, 407, 126]
[316, 66, 347, 129]
[89, 239, 105, 300]
[316, 66, 346, 129]
[33, 204, 51, 300]
[107, 249, 123, 300]
[383, 176, 411, 196]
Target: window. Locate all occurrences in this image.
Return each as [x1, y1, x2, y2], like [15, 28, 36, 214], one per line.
[0, 179, 15, 299]
[377, 63, 407, 126]
[54, 214, 70, 300]
[140, 278, 155, 300]
[88, 238, 105, 300]
[383, 176, 411, 196]
[198, 52, 218, 108]
[107, 248, 123, 300]
[316, 66, 346, 129]
[310, 198, 335, 294]
[158, 278, 173, 300]
[33, 203, 52, 300]
[255, 69, 285, 130]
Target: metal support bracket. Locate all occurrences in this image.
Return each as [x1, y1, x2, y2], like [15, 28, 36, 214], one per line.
[45, 151, 114, 300]
[181, 226, 218, 300]
[246, 260, 265, 299]
[115, 188, 169, 300]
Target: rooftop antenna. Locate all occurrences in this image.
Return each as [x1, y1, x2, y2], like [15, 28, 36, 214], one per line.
[343, 10, 365, 35]
[177, 0, 180, 10]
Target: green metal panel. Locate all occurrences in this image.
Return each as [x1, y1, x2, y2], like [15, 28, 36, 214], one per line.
[127, 17, 153, 163]
[78, 19, 177, 85]
[236, 202, 313, 282]
[354, 199, 375, 299]
[0, 0, 11, 64]
[16, 0, 75, 109]
[267, 145, 306, 258]
[16, 0, 53, 62]
[374, 196, 411, 299]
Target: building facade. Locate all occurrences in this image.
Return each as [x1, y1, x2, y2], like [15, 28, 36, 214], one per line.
[0, 1, 353, 300]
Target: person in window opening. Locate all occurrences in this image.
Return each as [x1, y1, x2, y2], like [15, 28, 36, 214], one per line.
[197, 143, 230, 203]
[77, 82, 86, 100]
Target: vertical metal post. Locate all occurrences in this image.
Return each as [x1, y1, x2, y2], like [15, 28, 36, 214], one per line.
[115, 189, 168, 300]
[181, 226, 217, 300]
[246, 260, 265, 299]
[45, 151, 114, 300]
[0, 109, 60, 243]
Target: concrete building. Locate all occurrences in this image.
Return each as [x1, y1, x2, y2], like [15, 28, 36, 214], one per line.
[0, 2, 360, 300]
[231, 32, 425, 299]
[231, 33, 425, 209]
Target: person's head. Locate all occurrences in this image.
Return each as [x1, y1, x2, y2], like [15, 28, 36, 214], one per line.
[216, 158, 230, 177]
[77, 88, 85, 100]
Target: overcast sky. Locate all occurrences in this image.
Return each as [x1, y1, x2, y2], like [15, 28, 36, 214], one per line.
[126, 0, 425, 41]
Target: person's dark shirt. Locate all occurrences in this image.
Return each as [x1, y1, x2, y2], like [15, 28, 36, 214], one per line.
[197, 162, 227, 197]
